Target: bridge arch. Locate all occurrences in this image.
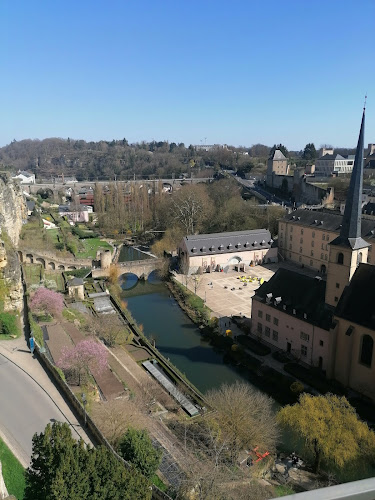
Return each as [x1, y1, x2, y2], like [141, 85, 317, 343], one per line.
[48, 262, 56, 270]
[26, 254, 34, 264]
[35, 257, 46, 268]
[58, 264, 65, 270]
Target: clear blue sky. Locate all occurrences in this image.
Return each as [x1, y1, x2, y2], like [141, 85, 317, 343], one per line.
[1, 0, 374, 150]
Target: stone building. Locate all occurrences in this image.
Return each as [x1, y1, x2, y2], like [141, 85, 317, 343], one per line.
[177, 229, 278, 275]
[278, 209, 375, 273]
[252, 109, 375, 401]
[314, 151, 355, 176]
[266, 149, 289, 186]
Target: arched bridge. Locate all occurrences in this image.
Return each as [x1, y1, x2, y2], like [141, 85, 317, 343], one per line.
[18, 250, 92, 271]
[118, 258, 163, 279]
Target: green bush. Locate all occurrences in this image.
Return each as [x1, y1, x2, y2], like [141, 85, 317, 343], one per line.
[0, 312, 18, 336]
[118, 428, 162, 479]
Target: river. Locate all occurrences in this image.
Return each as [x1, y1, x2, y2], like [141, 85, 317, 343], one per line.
[118, 248, 375, 482]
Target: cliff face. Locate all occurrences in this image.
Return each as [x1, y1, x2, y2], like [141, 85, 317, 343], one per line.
[0, 173, 27, 247]
[0, 174, 26, 311]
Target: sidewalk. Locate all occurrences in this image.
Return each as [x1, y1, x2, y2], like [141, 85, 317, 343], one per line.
[0, 336, 93, 451]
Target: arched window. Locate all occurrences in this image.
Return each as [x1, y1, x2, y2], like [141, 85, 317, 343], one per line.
[360, 335, 374, 367]
[358, 252, 363, 265]
[337, 252, 344, 265]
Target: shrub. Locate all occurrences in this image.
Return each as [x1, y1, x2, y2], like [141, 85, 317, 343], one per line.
[0, 312, 18, 336]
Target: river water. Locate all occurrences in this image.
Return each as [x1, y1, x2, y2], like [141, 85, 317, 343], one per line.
[118, 248, 374, 481]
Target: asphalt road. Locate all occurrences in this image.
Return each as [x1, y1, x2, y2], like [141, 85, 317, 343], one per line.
[0, 353, 69, 466]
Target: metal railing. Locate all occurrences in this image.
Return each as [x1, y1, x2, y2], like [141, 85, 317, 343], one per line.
[276, 477, 375, 500]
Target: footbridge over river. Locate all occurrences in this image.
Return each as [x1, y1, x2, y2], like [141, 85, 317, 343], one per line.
[118, 258, 163, 279]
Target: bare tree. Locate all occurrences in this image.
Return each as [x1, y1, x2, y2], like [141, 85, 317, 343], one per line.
[205, 382, 279, 465]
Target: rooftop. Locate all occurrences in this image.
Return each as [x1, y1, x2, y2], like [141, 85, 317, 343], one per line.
[253, 267, 333, 330]
[182, 229, 274, 256]
[335, 263, 375, 330]
[281, 209, 375, 240]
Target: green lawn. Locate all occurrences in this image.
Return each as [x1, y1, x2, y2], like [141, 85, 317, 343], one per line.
[75, 238, 112, 259]
[23, 264, 43, 286]
[0, 437, 26, 499]
[44, 271, 65, 292]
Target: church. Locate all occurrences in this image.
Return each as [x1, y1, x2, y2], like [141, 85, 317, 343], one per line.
[252, 108, 375, 402]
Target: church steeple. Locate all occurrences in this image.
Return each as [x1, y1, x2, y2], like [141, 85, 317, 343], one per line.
[330, 108, 369, 250]
[325, 107, 370, 308]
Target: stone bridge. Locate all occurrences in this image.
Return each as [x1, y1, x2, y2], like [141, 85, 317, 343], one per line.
[18, 249, 92, 271]
[118, 258, 162, 279]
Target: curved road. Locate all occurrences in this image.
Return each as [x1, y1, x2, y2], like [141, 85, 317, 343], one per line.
[0, 349, 89, 467]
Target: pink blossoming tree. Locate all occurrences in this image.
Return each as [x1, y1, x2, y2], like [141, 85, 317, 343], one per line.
[30, 287, 64, 317]
[57, 339, 108, 385]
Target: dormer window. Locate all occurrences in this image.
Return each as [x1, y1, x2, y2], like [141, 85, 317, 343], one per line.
[244, 241, 250, 247]
[218, 244, 224, 251]
[252, 241, 258, 246]
[201, 246, 206, 252]
[191, 247, 197, 253]
[227, 243, 233, 249]
[260, 240, 266, 245]
[268, 239, 274, 245]
[236, 242, 242, 248]
[209, 245, 215, 251]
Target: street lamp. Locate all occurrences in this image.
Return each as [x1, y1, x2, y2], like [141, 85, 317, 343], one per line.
[81, 393, 87, 427]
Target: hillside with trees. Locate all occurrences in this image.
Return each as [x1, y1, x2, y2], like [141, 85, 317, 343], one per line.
[0, 138, 265, 181]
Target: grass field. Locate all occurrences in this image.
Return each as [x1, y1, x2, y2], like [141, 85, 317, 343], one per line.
[23, 264, 43, 286]
[75, 238, 112, 259]
[0, 437, 26, 499]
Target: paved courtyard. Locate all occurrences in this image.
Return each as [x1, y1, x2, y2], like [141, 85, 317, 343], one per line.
[174, 263, 278, 320]
[174, 261, 323, 323]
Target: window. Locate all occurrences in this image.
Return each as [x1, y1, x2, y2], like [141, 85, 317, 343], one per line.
[257, 322, 262, 334]
[321, 243, 325, 250]
[300, 332, 310, 342]
[334, 296, 338, 302]
[319, 340, 324, 347]
[311, 250, 314, 257]
[321, 253, 324, 259]
[266, 314, 271, 322]
[300, 247, 302, 253]
[272, 330, 278, 341]
[336, 283, 340, 289]
[273, 317, 279, 326]
[322, 234, 325, 241]
[289, 244, 292, 250]
[312, 232, 315, 238]
[290, 235, 292, 241]
[337, 252, 344, 265]
[325, 254, 328, 261]
[326, 235, 330, 242]
[360, 335, 373, 367]
[290, 226, 293, 232]
[300, 238, 303, 244]
[258, 310, 263, 318]
[358, 252, 363, 265]
[312, 241, 315, 247]
[301, 344, 307, 357]
[265, 326, 270, 337]
[301, 229, 304, 235]
[310, 260, 313, 266]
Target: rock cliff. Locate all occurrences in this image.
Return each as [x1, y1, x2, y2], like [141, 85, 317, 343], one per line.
[0, 173, 26, 311]
[0, 172, 27, 247]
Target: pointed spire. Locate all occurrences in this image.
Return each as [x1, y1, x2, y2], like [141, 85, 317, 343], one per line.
[330, 109, 369, 250]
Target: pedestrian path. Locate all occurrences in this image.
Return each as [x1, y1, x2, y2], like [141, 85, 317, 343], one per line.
[0, 336, 93, 457]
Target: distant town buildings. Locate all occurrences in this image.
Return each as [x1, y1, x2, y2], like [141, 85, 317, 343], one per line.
[314, 150, 355, 176]
[12, 170, 35, 184]
[194, 144, 228, 152]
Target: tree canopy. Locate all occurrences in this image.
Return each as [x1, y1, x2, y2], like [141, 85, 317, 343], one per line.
[118, 428, 162, 479]
[24, 422, 151, 500]
[269, 144, 288, 158]
[278, 393, 375, 472]
[302, 143, 317, 161]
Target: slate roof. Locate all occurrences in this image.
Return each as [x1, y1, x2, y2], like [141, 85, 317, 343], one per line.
[335, 264, 375, 330]
[253, 268, 333, 330]
[317, 154, 345, 161]
[182, 229, 274, 256]
[281, 209, 375, 241]
[26, 200, 35, 211]
[67, 277, 84, 287]
[271, 150, 286, 160]
[362, 202, 375, 215]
